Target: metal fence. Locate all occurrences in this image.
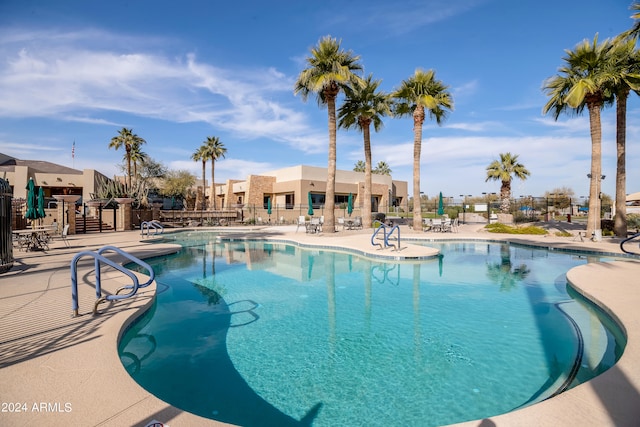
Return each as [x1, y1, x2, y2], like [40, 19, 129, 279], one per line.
[0, 178, 13, 273]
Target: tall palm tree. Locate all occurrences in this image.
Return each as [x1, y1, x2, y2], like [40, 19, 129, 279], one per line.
[109, 127, 146, 189]
[191, 146, 207, 211]
[543, 35, 613, 238]
[202, 136, 227, 210]
[128, 141, 147, 186]
[294, 35, 364, 233]
[338, 74, 391, 228]
[393, 69, 453, 231]
[617, 1, 640, 40]
[608, 37, 640, 237]
[485, 153, 530, 213]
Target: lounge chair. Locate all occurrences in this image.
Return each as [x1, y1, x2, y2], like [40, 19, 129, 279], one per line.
[61, 224, 70, 247]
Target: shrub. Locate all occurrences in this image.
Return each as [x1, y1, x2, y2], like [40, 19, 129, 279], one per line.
[485, 223, 548, 235]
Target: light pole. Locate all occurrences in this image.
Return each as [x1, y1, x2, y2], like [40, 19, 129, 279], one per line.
[460, 194, 471, 224]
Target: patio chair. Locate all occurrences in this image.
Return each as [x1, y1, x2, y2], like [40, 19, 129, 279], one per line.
[353, 216, 363, 230]
[296, 216, 306, 233]
[338, 217, 345, 231]
[431, 218, 443, 232]
[308, 217, 321, 234]
[423, 218, 432, 232]
[60, 224, 70, 247]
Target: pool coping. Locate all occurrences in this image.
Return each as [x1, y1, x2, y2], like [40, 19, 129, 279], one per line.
[1, 224, 639, 426]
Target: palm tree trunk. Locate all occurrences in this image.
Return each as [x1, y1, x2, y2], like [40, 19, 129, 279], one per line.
[210, 158, 216, 210]
[325, 96, 337, 233]
[614, 93, 628, 237]
[412, 107, 425, 231]
[586, 101, 603, 238]
[500, 181, 510, 213]
[126, 147, 132, 190]
[363, 123, 372, 229]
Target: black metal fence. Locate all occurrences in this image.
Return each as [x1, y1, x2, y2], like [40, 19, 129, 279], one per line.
[0, 178, 13, 273]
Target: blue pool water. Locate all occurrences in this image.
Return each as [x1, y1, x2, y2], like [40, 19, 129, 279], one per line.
[119, 233, 625, 426]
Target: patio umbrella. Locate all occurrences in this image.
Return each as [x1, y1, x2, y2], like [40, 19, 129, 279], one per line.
[37, 186, 46, 222]
[24, 178, 38, 222]
[347, 192, 353, 217]
[307, 192, 314, 216]
[437, 192, 444, 215]
[267, 197, 272, 221]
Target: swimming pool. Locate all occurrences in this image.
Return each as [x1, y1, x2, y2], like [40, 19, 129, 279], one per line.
[119, 233, 625, 426]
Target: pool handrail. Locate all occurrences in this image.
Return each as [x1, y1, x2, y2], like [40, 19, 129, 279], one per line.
[371, 223, 401, 251]
[70, 245, 155, 317]
[371, 225, 385, 249]
[141, 220, 164, 237]
[620, 231, 640, 255]
[384, 224, 401, 251]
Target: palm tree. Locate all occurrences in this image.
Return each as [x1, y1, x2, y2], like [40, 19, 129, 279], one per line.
[374, 161, 392, 176]
[608, 38, 640, 237]
[485, 153, 530, 213]
[128, 141, 147, 186]
[338, 74, 391, 228]
[353, 160, 366, 172]
[109, 127, 146, 189]
[543, 35, 613, 238]
[191, 146, 207, 211]
[200, 136, 227, 210]
[617, 1, 640, 40]
[393, 69, 453, 231]
[294, 35, 364, 233]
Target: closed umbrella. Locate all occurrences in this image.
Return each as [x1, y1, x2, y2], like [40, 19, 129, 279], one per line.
[24, 178, 38, 222]
[347, 192, 353, 217]
[267, 197, 272, 221]
[437, 192, 444, 216]
[307, 192, 314, 216]
[37, 186, 46, 221]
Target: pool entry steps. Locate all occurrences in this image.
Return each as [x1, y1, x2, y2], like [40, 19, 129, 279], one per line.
[70, 245, 155, 317]
[620, 232, 640, 255]
[371, 223, 401, 251]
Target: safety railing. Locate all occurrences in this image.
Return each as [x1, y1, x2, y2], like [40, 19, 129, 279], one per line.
[620, 232, 640, 256]
[141, 220, 164, 237]
[371, 223, 401, 251]
[70, 245, 155, 317]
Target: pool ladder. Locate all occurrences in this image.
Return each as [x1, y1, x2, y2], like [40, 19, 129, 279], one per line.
[141, 220, 164, 237]
[620, 232, 640, 256]
[371, 223, 401, 251]
[70, 245, 155, 317]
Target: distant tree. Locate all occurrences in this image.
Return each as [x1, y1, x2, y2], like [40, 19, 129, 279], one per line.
[160, 169, 196, 201]
[128, 141, 147, 185]
[295, 35, 364, 233]
[353, 160, 366, 172]
[338, 74, 391, 228]
[393, 69, 453, 231]
[108, 127, 146, 189]
[485, 152, 530, 213]
[374, 161, 392, 176]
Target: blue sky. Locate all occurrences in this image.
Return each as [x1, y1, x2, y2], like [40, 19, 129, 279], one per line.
[0, 0, 638, 200]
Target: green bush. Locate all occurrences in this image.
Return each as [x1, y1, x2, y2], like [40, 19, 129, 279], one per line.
[627, 214, 640, 232]
[485, 223, 548, 235]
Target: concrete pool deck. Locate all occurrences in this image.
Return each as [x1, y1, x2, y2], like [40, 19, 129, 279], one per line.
[0, 222, 638, 426]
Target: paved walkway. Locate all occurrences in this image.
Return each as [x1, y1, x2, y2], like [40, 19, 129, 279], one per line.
[0, 222, 638, 426]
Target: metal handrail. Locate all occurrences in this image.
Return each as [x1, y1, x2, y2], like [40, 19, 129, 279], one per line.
[371, 225, 386, 249]
[141, 220, 164, 237]
[620, 232, 640, 255]
[70, 245, 155, 317]
[384, 225, 401, 251]
[371, 223, 401, 251]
